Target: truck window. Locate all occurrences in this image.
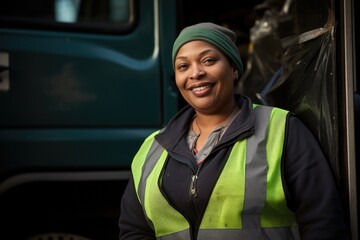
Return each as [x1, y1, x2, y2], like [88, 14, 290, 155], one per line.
[0, 0, 135, 33]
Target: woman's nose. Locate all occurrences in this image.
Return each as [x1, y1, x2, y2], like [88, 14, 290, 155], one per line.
[190, 66, 205, 79]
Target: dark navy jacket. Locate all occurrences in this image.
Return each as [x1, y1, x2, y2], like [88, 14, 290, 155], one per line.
[119, 95, 351, 240]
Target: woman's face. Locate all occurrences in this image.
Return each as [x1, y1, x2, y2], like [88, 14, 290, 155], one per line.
[174, 40, 237, 114]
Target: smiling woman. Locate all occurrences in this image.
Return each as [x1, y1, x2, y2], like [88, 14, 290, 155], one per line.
[118, 22, 351, 240]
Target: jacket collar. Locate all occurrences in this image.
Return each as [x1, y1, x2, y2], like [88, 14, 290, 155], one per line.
[155, 95, 255, 151]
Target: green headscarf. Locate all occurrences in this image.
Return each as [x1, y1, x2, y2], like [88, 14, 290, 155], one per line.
[172, 22, 243, 77]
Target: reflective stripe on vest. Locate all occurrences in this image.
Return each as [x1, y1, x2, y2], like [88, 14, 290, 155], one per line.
[131, 106, 300, 240]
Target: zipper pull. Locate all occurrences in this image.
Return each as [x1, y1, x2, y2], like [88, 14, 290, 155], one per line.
[190, 174, 198, 197]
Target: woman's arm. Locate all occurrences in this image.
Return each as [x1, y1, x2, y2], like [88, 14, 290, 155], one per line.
[283, 115, 351, 240]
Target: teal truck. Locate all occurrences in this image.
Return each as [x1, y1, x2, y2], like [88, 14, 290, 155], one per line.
[0, 0, 358, 239]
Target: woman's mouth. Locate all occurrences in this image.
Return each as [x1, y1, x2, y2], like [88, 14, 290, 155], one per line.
[191, 84, 213, 96]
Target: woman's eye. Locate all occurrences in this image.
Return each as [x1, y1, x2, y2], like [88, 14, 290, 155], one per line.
[204, 58, 215, 64]
[177, 64, 188, 71]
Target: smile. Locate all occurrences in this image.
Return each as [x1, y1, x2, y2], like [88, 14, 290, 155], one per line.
[191, 84, 212, 93]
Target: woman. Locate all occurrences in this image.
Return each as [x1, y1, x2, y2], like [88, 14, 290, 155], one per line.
[119, 22, 350, 240]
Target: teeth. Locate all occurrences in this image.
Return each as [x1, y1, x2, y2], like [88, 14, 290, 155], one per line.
[193, 85, 210, 91]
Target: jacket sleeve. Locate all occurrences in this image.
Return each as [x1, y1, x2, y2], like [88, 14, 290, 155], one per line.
[282, 115, 351, 240]
[118, 175, 156, 240]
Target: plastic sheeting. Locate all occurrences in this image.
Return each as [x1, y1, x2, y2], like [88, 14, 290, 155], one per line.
[237, 0, 340, 181]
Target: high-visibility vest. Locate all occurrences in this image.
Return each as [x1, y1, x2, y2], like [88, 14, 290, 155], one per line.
[132, 105, 300, 240]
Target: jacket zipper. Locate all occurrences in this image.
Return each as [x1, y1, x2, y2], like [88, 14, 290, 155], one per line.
[190, 174, 198, 197]
[188, 166, 201, 239]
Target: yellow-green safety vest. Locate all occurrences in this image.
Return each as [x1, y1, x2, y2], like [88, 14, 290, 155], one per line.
[132, 105, 300, 240]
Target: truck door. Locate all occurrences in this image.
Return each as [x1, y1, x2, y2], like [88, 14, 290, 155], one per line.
[0, 0, 178, 239]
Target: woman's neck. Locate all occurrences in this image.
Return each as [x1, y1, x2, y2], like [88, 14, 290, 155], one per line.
[194, 101, 239, 133]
